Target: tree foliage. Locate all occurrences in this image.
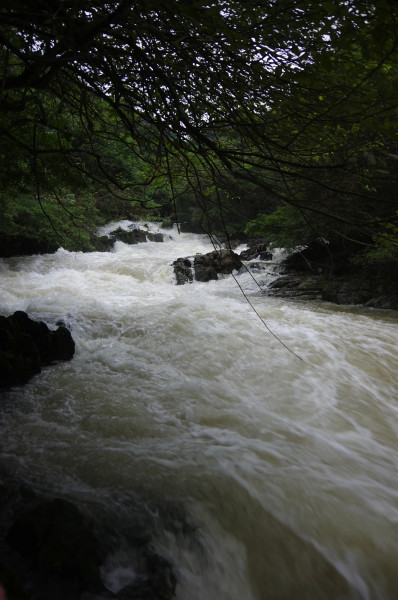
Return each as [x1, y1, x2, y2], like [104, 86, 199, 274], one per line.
[1, 0, 398, 251]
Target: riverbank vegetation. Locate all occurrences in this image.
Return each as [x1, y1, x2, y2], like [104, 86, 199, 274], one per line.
[1, 1, 397, 268]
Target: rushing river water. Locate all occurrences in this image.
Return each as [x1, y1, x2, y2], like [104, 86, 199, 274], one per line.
[1, 222, 398, 600]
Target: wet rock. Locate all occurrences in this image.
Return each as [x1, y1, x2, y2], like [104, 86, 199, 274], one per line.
[322, 267, 398, 309]
[146, 232, 164, 243]
[51, 325, 76, 361]
[115, 553, 177, 600]
[0, 479, 178, 600]
[240, 239, 272, 261]
[111, 228, 148, 244]
[266, 258, 398, 309]
[264, 239, 395, 306]
[173, 257, 194, 285]
[194, 249, 243, 282]
[0, 311, 75, 388]
[282, 239, 351, 275]
[5, 499, 103, 594]
[173, 249, 243, 285]
[249, 262, 269, 271]
[90, 227, 165, 252]
[0, 234, 58, 258]
[266, 275, 324, 300]
[92, 235, 116, 252]
[0, 316, 41, 386]
[109, 228, 164, 245]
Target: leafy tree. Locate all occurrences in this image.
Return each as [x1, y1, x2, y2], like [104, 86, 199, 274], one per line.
[0, 0, 397, 251]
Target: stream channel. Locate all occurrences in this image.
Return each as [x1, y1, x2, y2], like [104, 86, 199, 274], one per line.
[1, 221, 398, 599]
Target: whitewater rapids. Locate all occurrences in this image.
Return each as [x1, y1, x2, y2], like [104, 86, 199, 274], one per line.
[1, 222, 398, 599]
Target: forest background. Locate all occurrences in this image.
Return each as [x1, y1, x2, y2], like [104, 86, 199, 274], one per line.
[1, 0, 397, 271]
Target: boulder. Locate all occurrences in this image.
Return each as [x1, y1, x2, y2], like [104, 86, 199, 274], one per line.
[265, 256, 398, 309]
[146, 232, 164, 243]
[281, 239, 351, 275]
[111, 228, 148, 244]
[173, 257, 194, 285]
[194, 249, 243, 282]
[0, 481, 178, 600]
[240, 239, 272, 261]
[91, 235, 116, 252]
[0, 311, 75, 388]
[110, 228, 164, 245]
[0, 234, 59, 258]
[90, 227, 165, 252]
[267, 275, 324, 300]
[115, 552, 177, 600]
[5, 499, 103, 593]
[173, 249, 243, 285]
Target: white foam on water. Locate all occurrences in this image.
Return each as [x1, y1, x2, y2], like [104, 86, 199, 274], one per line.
[1, 221, 398, 599]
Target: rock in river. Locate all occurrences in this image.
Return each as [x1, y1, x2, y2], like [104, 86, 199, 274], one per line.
[0, 311, 75, 388]
[173, 248, 243, 285]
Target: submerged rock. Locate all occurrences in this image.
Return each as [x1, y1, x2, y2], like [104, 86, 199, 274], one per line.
[239, 240, 272, 261]
[114, 552, 177, 600]
[0, 311, 75, 388]
[0, 480, 177, 600]
[6, 499, 103, 594]
[173, 249, 243, 285]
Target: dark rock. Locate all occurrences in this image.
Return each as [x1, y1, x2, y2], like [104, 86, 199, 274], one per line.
[0, 234, 58, 258]
[6, 499, 103, 591]
[282, 239, 351, 275]
[0, 562, 29, 600]
[0, 474, 179, 600]
[173, 249, 243, 285]
[111, 228, 147, 244]
[2, 498, 104, 600]
[267, 275, 324, 300]
[91, 235, 116, 252]
[265, 258, 398, 309]
[322, 264, 398, 309]
[0, 311, 75, 388]
[193, 249, 243, 283]
[115, 552, 177, 600]
[52, 326, 76, 361]
[146, 232, 164, 243]
[172, 257, 194, 285]
[240, 239, 272, 261]
[0, 315, 42, 386]
[249, 262, 268, 271]
[109, 228, 164, 245]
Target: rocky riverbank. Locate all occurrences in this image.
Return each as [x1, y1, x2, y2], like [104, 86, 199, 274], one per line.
[173, 248, 243, 284]
[263, 240, 398, 310]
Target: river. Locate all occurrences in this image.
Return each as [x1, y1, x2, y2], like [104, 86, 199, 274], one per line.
[1, 222, 398, 600]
